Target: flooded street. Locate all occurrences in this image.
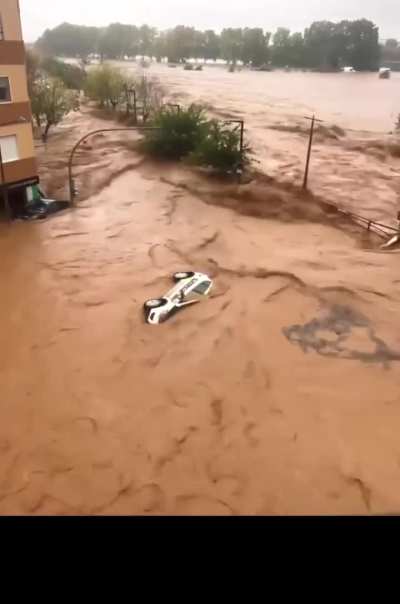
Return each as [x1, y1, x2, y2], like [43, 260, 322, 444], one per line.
[1, 69, 400, 515]
[138, 64, 400, 223]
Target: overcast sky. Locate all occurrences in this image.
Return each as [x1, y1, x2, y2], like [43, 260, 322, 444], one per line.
[20, 0, 399, 42]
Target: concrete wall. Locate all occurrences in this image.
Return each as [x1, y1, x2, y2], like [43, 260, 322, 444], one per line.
[1, 0, 23, 41]
[0, 64, 29, 102]
[1, 122, 35, 159]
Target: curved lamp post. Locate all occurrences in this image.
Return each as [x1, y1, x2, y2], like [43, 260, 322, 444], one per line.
[67, 126, 158, 204]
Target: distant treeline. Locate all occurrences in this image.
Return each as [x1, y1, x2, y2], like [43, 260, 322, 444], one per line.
[381, 39, 400, 70]
[36, 19, 382, 71]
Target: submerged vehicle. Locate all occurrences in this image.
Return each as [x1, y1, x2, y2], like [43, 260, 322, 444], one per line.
[144, 271, 213, 324]
[379, 67, 391, 79]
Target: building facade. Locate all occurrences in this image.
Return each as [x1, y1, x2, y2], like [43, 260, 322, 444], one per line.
[0, 0, 38, 214]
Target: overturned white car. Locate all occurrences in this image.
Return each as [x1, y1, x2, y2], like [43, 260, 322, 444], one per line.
[144, 271, 213, 324]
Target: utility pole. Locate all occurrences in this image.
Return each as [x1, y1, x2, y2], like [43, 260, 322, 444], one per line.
[303, 115, 323, 191]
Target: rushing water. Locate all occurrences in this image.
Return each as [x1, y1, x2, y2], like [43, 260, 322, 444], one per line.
[1, 73, 400, 515]
[131, 64, 400, 132]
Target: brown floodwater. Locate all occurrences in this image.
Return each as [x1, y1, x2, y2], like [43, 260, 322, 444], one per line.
[1, 71, 400, 515]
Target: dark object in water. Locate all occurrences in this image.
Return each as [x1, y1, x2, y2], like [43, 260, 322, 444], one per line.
[254, 64, 272, 72]
[184, 63, 194, 71]
[194, 64, 203, 71]
[16, 191, 70, 221]
[379, 68, 391, 79]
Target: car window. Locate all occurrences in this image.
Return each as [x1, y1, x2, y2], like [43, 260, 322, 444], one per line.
[193, 281, 211, 295]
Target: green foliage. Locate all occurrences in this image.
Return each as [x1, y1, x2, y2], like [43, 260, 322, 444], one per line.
[85, 65, 126, 109]
[190, 121, 247, 173]
[143, 106, 248, 173]
[85, 66, 164, 120]
[143, 105, 208, 159]
[34, 19, 381, 71]
[242, 28, 271, 67]
[36, 23, 99, 60]
[31, 78, 78, 141]
[220, 28, 244, 64]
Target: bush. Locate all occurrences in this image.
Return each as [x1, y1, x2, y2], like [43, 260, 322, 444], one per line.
[85, 64, 126, 109]
[190, 120, 247, 173]
[135, 76, 165, 122]
[143, 105, 208, 159]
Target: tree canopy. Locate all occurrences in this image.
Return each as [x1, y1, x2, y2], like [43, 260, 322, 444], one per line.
[36, 19, 382, 71]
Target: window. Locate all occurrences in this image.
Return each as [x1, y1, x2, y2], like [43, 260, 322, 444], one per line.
[193, 281, 212, 295]
[0, 77, 11, 102]
[0, 135, 19, 163]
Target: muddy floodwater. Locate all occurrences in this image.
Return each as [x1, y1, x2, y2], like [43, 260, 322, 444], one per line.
[1, 68, 400, 515]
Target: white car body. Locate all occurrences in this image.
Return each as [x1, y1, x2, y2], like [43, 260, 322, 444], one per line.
[144, 272, 213, 324]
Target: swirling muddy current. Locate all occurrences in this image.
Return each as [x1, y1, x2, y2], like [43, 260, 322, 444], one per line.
[1, 71, 400, 515]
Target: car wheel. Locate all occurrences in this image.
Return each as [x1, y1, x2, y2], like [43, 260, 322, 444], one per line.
[144, 298, 167, 310]
[173, 271, 195, 282]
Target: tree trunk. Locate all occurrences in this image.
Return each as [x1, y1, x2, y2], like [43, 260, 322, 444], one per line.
[42, 122, 52, 143]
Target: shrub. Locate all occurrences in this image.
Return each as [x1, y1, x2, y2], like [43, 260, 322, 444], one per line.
[85, 64, 125, 109]
[135, 76, 165, 122]
[190, 120, 248, 173]
[143, 105, 208, 159]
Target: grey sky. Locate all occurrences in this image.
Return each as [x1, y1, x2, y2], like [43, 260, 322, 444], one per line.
[20, 0, 400, 42]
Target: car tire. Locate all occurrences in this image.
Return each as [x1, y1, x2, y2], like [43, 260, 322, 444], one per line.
[173, 271, 195, 282]
[144, 298, 167, 310]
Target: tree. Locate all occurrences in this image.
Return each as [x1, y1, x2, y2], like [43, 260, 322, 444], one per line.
[221, 29, 243, 65]
[203, 30, 220, 61]
[154, 32, 167, 63]
[272, 28, 291, 67]
[31, 78, 77, 141]
[85, 65, 126, 109]
[344, 19, 380, 71]
[303, 21, 341, 70]
[288, 33, 305, 68]
[98, 23, 139, 60]
[139, 25, 157, 58]
[242, 28, 270, 66]
[382, 38, 400, 66]
[165, 26, 197, 62]
[36, 23, 98, 60]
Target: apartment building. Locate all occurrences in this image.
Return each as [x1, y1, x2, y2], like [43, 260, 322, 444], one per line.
[0, 0, 38, 215]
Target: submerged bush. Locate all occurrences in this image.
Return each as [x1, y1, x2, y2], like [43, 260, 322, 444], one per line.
[143, 104, 208, 159]
[143, 104, 250, 173]
[190, 120, 247, 173]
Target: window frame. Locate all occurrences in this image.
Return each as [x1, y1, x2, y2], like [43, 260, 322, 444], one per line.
[0, 75, 12, 104]
[0, 134, 19, 164]
[0, 14, 4, 41]
[193, 280, 212, 295]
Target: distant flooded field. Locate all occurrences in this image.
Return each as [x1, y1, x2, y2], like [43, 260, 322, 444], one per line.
[123, 63, 400, 132]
